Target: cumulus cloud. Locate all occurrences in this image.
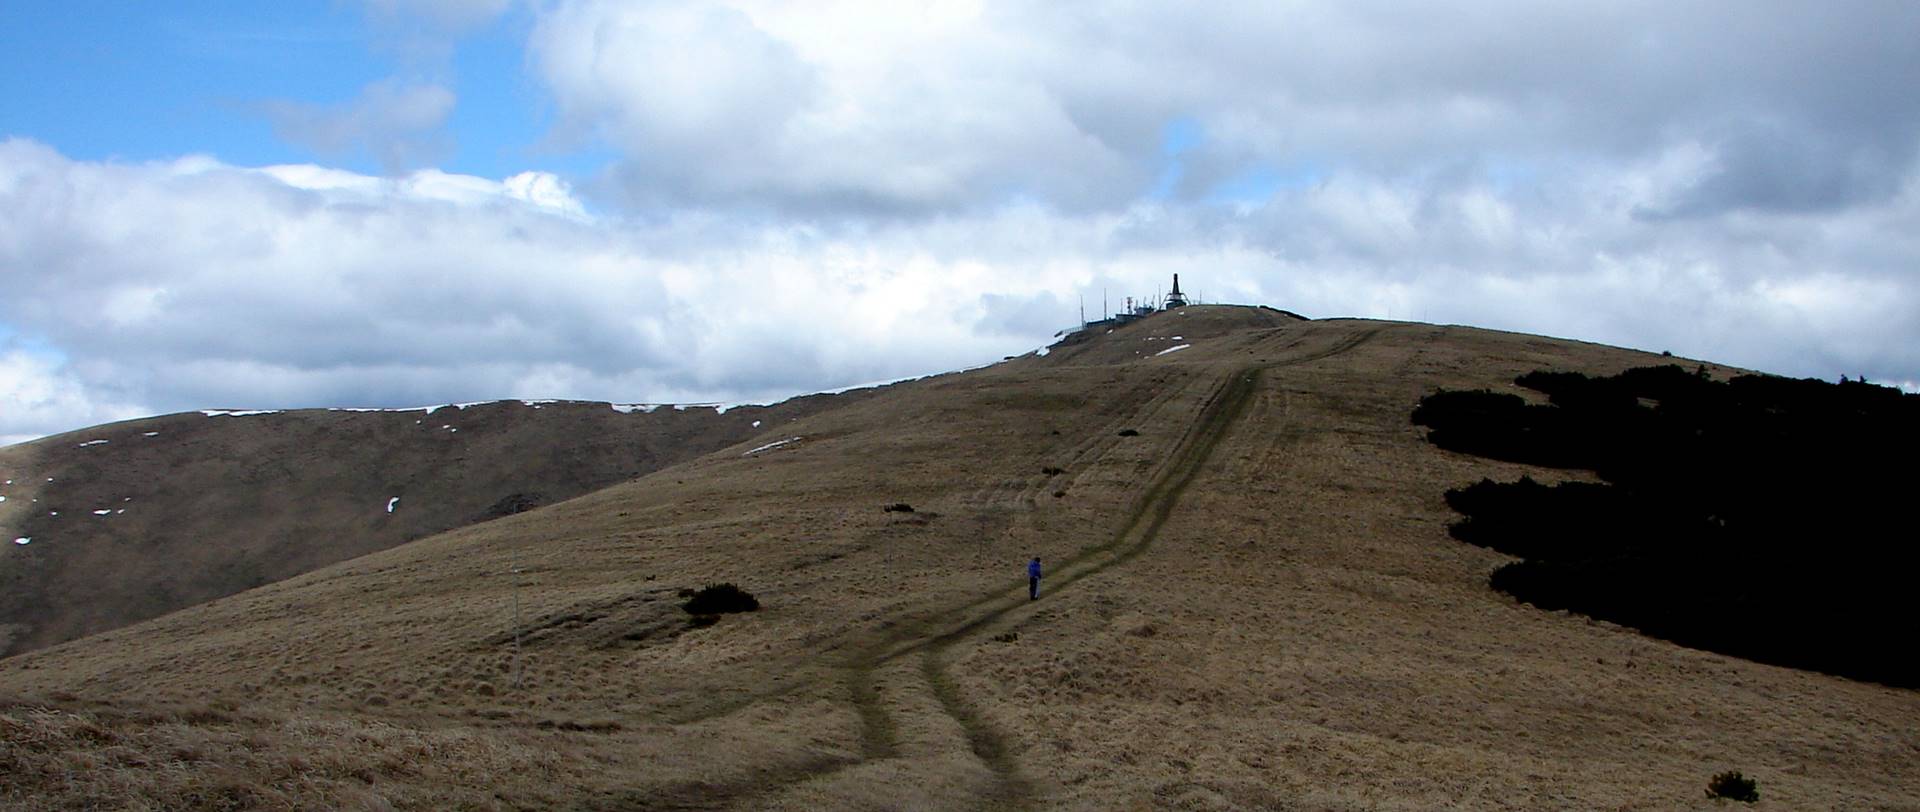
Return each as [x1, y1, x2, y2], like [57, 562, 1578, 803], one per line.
[4, 133, 1918, 444]
[262, 78, 457, 173]
[0, 140, 1086, 438]
[0, 348, 148, 446]
[527, 1, 1920, 217]
[528, 0, 1142, 212]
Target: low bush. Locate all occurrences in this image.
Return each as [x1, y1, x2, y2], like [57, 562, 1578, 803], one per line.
[1706, 770, 1759, 803]
[1117, 428, 1140, 437]
[1421, 366, 1920, 687]
[682, 584, 759, 615]
[882, 503, 914, 513]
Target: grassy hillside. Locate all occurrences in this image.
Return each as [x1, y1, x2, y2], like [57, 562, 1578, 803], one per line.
[0, 393, 863, 656]
[2, 307, 1915, 810]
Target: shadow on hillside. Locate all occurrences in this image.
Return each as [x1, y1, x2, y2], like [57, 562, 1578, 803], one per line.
[1414, 365, 1919, 688]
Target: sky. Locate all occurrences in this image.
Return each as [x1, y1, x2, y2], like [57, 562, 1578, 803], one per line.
[3, 1, 1918, 445]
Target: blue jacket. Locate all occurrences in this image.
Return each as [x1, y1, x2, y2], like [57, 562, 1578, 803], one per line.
[1028, 560, 1042, 578]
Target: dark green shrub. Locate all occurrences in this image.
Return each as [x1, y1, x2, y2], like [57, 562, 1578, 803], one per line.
[883, 503, 914, 513]
[683, 583, 759, 615]
[1424, 366, 1920, 687]
[1706, 770, 1758, 803]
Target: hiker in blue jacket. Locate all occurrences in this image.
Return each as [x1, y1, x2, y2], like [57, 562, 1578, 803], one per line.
[1028, 556, 1042, 600]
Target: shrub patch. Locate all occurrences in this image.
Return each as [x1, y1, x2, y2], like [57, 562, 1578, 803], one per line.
[1416, 366, 1919, 687]
[682, 584, 759, 616]
[1706, 770, 1759, 803]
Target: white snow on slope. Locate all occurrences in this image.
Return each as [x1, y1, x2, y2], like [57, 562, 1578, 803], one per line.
[1154, 344, 1192, 357]
[611, 403, 661, 414]
[91, 509, 111, 516]
[12, 537, 27, 546]
[387, 497, 400, 513]
[201, 409, 283, 417]
[427, 402, 490, 415]
[743, 437, 802, 456]
[78, 439, 109, 447]
[143, 431, 159, 437]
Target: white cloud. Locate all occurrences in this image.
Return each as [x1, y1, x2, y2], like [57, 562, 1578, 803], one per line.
[527, 0, 1140, 212]
[0, 348, 148, 445]
[519, 1, 1919, 218]
[4, 135, 1917, 445]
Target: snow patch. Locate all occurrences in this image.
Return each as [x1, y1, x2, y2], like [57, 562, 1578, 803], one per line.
[78, 439, 109, 447]
[330, 399, 566, 414]
[1154, 344, 1192, 357]
[387, 497, 400, 513]
[611, 403, 661, 414]
[743, 437, 802, 456]
[201, 409, 282, 417]
[92, 509, 111, 516]
[11, 537, 27, 546]
[143, 431, 160, 437]
[751, 420, 762, 428]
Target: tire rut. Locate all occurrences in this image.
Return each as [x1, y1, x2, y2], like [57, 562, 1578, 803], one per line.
[667, 326, 1380, 810]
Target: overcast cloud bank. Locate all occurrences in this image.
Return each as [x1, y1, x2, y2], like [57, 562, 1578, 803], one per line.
[4, 1, 1918, 444]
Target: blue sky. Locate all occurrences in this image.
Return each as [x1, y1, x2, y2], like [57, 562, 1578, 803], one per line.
[3, 1, 1918, 444]
[0, 3, 565, 178]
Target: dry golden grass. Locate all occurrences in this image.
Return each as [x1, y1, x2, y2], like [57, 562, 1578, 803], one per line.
[2, 307, 1915, 810]
[0, 392, 853, 658]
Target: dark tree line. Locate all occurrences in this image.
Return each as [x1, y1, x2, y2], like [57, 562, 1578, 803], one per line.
[1414, 365, 1919, 687]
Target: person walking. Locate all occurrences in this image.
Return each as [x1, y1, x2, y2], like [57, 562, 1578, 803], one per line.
[1028, 556, 1043, 600]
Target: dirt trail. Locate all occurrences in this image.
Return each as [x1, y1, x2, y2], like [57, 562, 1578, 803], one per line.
[894, 326, 1382, 808]
[671, 327, 1379, 810]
